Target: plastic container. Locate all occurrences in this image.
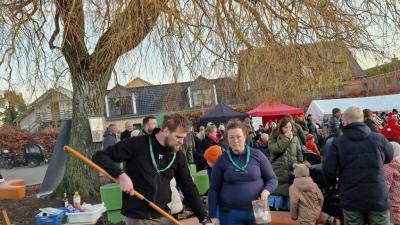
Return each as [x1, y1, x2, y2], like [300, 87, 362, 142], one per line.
[192, 170, 209, 195]
[66, 203, 106, 224]
[100, 183, 122, 211]
[252, 199, 271, 224]
[35, 208, 65, 225]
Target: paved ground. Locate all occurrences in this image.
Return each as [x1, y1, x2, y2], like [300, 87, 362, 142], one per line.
[1, 164, 48, 185]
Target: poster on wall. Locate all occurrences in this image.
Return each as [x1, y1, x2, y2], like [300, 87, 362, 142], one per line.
[252, 117, 263, 131]
[88, 117, 106, 142]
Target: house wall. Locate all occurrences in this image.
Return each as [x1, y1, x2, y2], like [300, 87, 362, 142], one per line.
[105, 117, 144, 134]
[20, 111, 37, 130]
[342, 70, 400, 97]
[34, 92, 72, 122]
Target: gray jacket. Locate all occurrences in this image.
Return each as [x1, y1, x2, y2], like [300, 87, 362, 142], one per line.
[103, 131, 118, 149]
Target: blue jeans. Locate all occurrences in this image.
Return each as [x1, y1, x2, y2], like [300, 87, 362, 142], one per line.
[220, 208, 267, 225]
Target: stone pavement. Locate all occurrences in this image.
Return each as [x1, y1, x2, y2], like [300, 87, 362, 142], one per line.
[1, 164, 48, 185]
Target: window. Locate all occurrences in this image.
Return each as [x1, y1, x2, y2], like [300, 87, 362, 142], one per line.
[363, 81, 368, 91]
[192, 89, 213, 107]
[109, 96, 133, 116]
[301, 66, 313, 78]
[384, 76, 391, 88]
[26, 145, 42, 154]
[372, 80, 379, 90]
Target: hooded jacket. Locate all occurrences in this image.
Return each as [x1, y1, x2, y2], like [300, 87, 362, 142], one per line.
[381, 117, 400, 141]
[289, 176, 324, 222]
[268, 135, 303, 196]
[323, 122, 393, 211]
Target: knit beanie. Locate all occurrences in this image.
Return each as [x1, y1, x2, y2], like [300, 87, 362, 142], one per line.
[294, 164, 310, 178]
[204, 145, 223, 164]
[390, 141, 400, 159]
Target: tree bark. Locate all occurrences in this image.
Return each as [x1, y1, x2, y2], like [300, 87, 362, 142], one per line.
[54, 66, 112, 197]
[53, 0, 164, 197]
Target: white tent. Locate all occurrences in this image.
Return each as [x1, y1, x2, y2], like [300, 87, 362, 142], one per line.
[306, 94, 400, 122]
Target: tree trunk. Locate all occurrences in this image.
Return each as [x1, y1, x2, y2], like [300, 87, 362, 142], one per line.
[54, 68, 111, 197]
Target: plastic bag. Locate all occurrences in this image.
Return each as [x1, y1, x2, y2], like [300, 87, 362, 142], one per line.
[252, 199, 271, 224]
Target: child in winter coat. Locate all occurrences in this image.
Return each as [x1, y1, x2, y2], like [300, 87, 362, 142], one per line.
[384, 141, 400, 225]
[306, 134, 320, 155]
[289, 164, 337, 225]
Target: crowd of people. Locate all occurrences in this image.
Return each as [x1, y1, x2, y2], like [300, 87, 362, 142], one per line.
[89, 107, 400, 225]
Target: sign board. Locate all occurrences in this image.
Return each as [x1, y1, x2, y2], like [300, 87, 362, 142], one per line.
[252, 117, 263, 131]
[88, 117, 106, 142]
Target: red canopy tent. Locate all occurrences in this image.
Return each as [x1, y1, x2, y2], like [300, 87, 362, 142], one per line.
[248, 102, 304, 123]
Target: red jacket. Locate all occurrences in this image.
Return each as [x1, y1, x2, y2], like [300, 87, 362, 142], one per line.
[381, 117, 400, 140]
[306, 139, 320, 155]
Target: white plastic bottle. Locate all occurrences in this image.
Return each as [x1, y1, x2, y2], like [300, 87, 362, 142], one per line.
[73, 192, 81, 209]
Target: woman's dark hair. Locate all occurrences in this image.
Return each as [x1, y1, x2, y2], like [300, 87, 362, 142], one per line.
[363, 108, 373, 120]
[271, 117, 297, 138]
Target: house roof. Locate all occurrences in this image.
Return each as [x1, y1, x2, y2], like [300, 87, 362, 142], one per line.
[15, 87, 73, 122]
[30, 87, 72, 108]
[239, 41, 366, 79]
[364, 58, 400, 77]
[125, 77, 153, 88]
[107, 76, 241, 116]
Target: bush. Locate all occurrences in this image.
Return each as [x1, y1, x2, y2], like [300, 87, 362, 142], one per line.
[0, 127, 59, 157]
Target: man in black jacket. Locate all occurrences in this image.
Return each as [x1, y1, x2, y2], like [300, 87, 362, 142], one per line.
[323, 107, 393, 225]
[120, 121, 134, 141]
[93, 114, 212, 225]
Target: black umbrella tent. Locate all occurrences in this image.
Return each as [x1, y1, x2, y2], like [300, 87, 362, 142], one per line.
[197, 104, 248, 127]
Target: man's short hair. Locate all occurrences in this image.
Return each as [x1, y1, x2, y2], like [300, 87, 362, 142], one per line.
[143, 115, 156, 126]
[344, 107, 363, 123]
[161, 114, 189, 132]
[332, 108, 341, 114]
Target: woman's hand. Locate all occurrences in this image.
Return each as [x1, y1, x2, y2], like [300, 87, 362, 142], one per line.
[260, 189, 270, 201]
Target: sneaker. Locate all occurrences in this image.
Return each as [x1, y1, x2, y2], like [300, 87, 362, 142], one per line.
[0, 173, 4, 183]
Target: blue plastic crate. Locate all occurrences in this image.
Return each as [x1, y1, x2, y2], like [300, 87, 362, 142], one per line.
[35, 208, 65, 225]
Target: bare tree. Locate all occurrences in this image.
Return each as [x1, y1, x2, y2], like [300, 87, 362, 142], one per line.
[0, 0, 399, 196]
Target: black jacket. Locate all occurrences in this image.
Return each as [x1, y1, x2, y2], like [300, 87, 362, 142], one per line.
[120, 130, 132, 141]
[92, 129, 207, 221]
[200, 136, 218, 153]
[323, 122, 393, 211]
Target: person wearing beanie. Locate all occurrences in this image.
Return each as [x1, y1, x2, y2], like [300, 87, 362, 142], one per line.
[306, 134, 320, 155]
[384, 142, 400, 225]
[204, 145, 223, 182]
[204, 145, 223, 167]
[289, 164, 337, 225]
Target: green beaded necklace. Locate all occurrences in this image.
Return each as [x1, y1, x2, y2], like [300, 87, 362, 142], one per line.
[227, 145, 250, 173]
[149, 137, 176, 174]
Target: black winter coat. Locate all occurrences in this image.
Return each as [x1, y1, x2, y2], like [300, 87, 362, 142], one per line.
[323, 122, 393, 211]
